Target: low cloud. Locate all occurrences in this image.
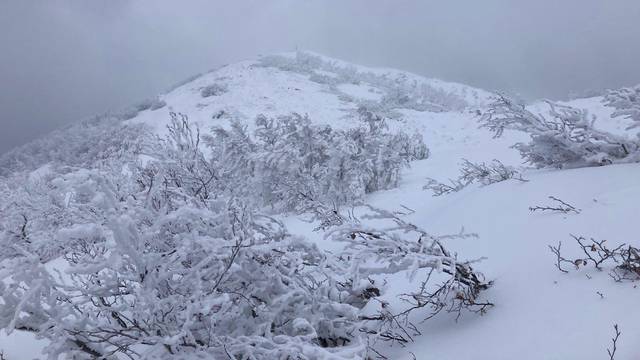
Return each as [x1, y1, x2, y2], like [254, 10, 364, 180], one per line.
[1, 0, 639, 154]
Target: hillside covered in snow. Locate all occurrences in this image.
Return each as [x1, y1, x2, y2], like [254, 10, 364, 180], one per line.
[1, 52, 639, 360]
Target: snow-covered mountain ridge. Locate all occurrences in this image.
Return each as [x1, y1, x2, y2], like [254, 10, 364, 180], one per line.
[1, 52, 639, 360]
[130, 51, 493, 134]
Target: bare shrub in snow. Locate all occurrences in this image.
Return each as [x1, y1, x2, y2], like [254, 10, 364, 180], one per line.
[529, 196, 581, 214]
[604, 85, 640, 130]
[481, 94, 640, 168]
[549, 235, 640, 282]
[423, 177, 469, 197]
[424, 158, 525, 196]
[200, 83, 228, 97]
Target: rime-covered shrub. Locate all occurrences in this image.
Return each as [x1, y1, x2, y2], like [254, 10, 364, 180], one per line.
[0, 166, 128, 262]
[0, 169, 362, 358]
[481, 95, 640, 168]
[604, 85, 640, 131]
[457, 159, 525, 186]
[119, 97, 167, 120]
[200, 83, 228, 97]
[206, 111, 428, 212]
[258, 51, 473, 113]
[149, 98, 167, 111]
[309, 72, 340, 86]
[380, 76, 469, 112]
[0, 119, 489, 359]
[259, 51, 325, 74]
[0, 116, 146, 177]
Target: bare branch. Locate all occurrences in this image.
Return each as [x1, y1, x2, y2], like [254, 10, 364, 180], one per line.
[607, 324, 621, 360]
[530, 196, 581, 214]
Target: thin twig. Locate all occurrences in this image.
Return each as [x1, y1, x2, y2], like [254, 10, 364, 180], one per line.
[607, 324, 621, 360]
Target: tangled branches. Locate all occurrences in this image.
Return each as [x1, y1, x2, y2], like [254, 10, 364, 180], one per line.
[549, 235, 640, 282]
[326, 205, 493, 348]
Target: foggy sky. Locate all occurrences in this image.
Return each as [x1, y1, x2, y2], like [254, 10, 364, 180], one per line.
[1, 0, 640, 155]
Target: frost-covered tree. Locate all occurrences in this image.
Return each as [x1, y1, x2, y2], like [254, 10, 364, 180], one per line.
[481, 95, 640, 168]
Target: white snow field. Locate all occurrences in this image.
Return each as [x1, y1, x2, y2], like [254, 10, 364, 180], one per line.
[1, 52, 638, 359]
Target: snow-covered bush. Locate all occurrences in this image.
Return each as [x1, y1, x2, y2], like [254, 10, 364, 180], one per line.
[206, 111, 428, 212]
[0, 166, 128, 262]
[481, 95, 640, 168]
[380, 77, 469, 112]
[308, 72, 340, 86]
[604, 85, 640, 130]
[259, 51, 325, 75]
[200, 83, 228, 98]
[120, 97, 167, 120]
[149, 98, 167, 111]
[0, 121, 489, 359]
[0, 172, 361, 358]
[0, 117, 146, 177]
[424, 159, 525, 196]
[258, 51, 471, 113]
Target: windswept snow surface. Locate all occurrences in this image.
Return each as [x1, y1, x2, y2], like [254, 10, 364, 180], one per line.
[1, 52, 639, 359]
[367, 162, 640, 360]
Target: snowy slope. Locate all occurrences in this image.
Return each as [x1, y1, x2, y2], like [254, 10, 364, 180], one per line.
[380, 163, 640, 360]
[1, 52, 639, 359]
[129, 52, 493, 136]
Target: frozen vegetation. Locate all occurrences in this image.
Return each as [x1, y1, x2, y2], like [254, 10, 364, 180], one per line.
[0, 52, 639, 359]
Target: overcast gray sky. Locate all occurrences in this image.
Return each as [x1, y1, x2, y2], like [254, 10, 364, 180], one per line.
[1, 0, 640, 155]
